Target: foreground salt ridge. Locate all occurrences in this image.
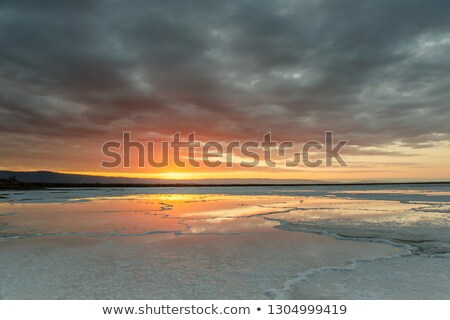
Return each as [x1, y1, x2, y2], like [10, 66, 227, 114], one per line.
[266, 248, 413, 299]
[0, 184, 449, 299]
[268, 247, 450, 299]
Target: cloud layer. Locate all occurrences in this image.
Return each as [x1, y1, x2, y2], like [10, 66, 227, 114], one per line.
[1, 0, 450, 173]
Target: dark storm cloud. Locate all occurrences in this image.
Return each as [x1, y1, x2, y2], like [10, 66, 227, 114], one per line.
[1, 0, 450, 148]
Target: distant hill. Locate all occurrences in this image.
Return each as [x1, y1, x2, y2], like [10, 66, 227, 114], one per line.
[0, 171, 323, 185]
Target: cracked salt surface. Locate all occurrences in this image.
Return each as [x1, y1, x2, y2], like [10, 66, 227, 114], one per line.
[0, 184, 449, 299]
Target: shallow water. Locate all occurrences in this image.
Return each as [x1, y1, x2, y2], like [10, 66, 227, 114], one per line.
[0, 184, 449, 299]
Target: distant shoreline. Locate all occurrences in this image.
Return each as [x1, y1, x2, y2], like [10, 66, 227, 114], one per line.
[1, 181, 449, 190]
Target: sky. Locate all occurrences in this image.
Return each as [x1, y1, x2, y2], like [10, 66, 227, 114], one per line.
[0, 0, 449, 181]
